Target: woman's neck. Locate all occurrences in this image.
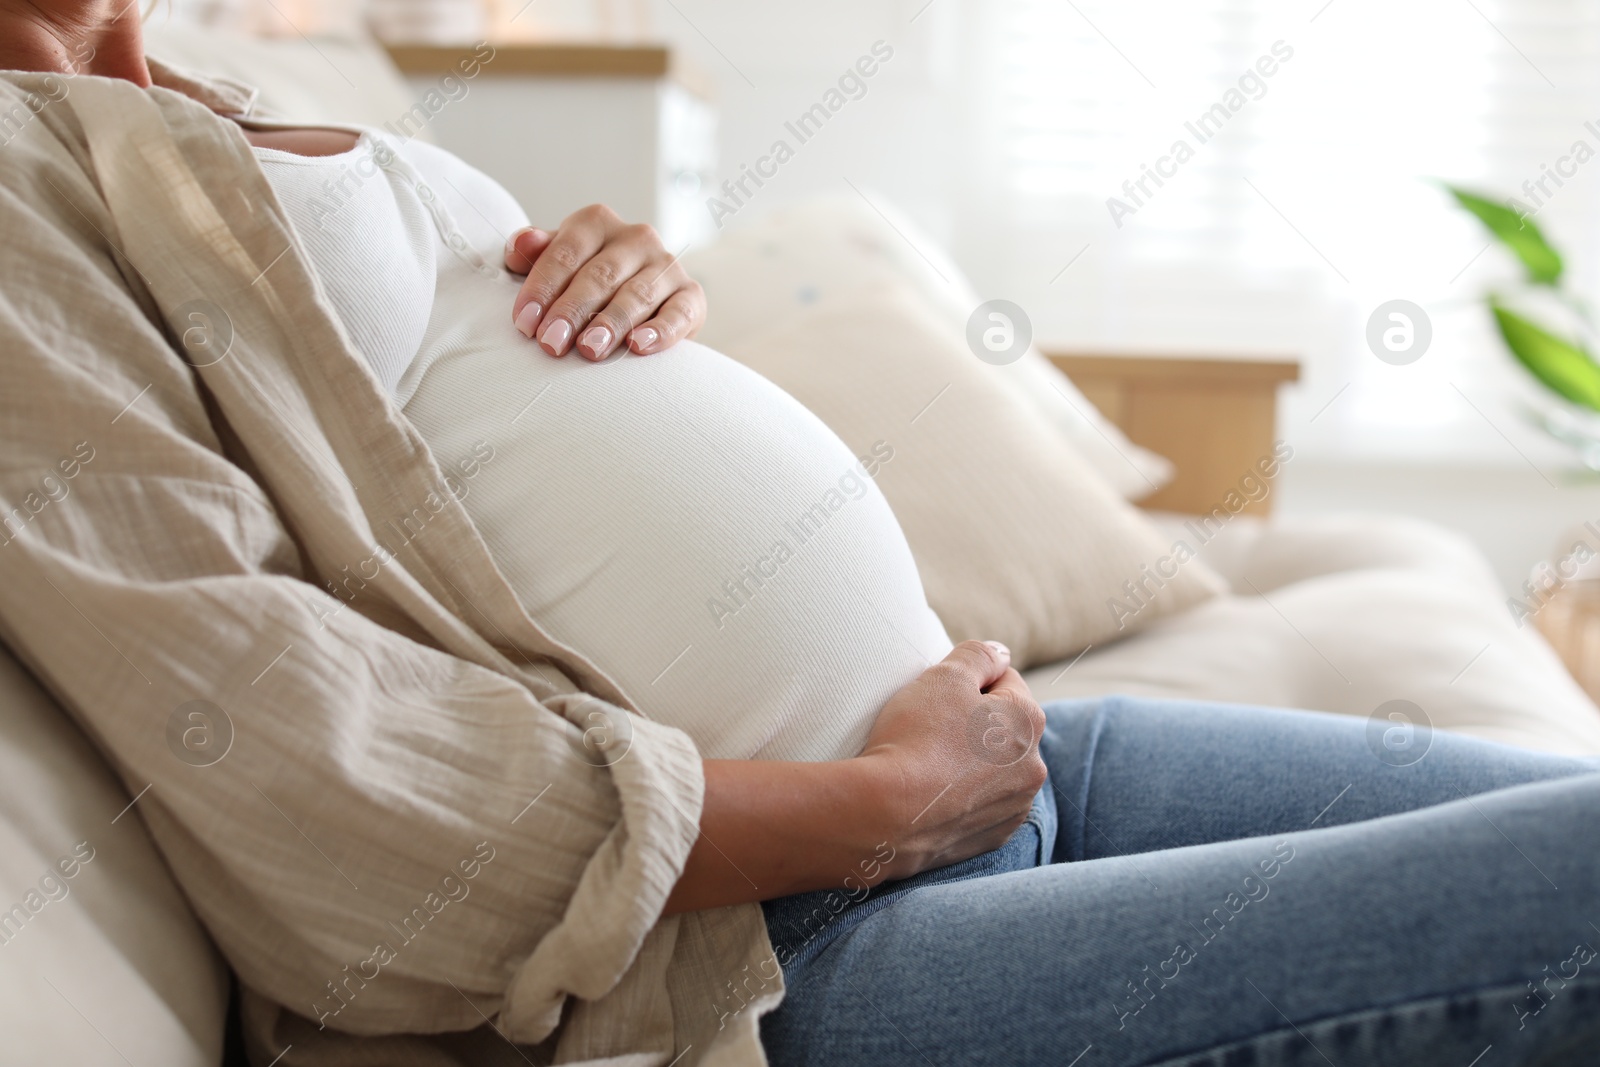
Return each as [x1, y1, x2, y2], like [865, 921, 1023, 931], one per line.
[0, 0, 150, 85]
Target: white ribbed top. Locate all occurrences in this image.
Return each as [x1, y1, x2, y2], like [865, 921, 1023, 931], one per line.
[257, 129, 953, 761]
[255, 132, 426, 396]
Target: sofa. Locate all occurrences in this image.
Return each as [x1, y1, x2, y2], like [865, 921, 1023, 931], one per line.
[1031, 511, 1600, 756]
[5, 21, 1597, 1067]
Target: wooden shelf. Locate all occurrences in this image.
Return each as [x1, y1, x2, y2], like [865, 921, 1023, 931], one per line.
[385, 41, 668, 78]
[382, 41, 713, 98]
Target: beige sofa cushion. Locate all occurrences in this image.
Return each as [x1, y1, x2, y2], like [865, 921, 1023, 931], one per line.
[718, 282, 1225, 668]
[0, 646, 229, 1065]
[1026, 515, 1600, 756]
[1146, 510, 1505, 599]
[683, 192, 1176, 500]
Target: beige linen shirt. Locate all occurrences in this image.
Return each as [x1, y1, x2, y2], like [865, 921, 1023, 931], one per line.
[0, 61, 781, 1066]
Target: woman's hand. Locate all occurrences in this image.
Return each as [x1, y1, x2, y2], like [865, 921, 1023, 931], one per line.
[503, 204, 706, 361]
[663, 641, 1048, 915]
[854, 639, 1049, 881]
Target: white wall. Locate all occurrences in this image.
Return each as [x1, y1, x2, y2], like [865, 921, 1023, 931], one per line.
[646, 1, 957, 235]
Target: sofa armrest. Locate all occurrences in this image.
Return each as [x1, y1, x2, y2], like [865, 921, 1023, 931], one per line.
[1044, 352, 1301, 516]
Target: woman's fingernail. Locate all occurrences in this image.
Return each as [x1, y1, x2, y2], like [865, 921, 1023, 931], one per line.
[984, 640, 1010, 659]
[631, 326, 659, 352]
[539, 317, 572, 354]
[515, 303, 541, 338]
[579, 325, 611, 358]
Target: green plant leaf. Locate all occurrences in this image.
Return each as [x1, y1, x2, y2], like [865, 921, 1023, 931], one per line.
[1491, 302, 1600, 411]
[1446, 185, 1563, 285]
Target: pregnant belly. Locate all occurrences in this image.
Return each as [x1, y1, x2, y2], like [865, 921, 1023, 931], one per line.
[401, 292, 952, 761]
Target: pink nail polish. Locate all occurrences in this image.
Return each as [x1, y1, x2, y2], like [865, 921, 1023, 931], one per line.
[515, 303, 541, 338]
[540, 317, 572, 354]
[631, 326, 659, 352]
[580, 325, 612, 357]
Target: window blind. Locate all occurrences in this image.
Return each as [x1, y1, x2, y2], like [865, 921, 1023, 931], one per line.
[958, 0, 1600, 452]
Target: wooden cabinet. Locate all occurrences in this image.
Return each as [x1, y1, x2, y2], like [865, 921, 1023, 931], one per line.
[1045, 353, 1301, 516]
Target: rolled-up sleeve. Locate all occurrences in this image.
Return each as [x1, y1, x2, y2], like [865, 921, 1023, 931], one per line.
[0, 75, 704, 1046]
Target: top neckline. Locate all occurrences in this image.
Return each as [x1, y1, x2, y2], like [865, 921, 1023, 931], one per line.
[249, 128, 374, 166]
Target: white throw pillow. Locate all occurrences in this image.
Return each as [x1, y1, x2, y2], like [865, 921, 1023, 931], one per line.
[1142, 511, 1505, 600]
[0, 645, 229, 1066]
[683, 191, 1175, 500]
[1024, 514, 1600, 757]
[1024, 570, 1600, 757]
[404, 326, 953, 763]
[714, 282, 1225, 669]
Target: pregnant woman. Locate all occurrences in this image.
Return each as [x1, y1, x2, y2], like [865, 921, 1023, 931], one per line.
[1, 4, 1599, 1066]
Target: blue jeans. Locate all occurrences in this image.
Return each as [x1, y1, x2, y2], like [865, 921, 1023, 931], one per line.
[760, 696, 1600, 1066]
